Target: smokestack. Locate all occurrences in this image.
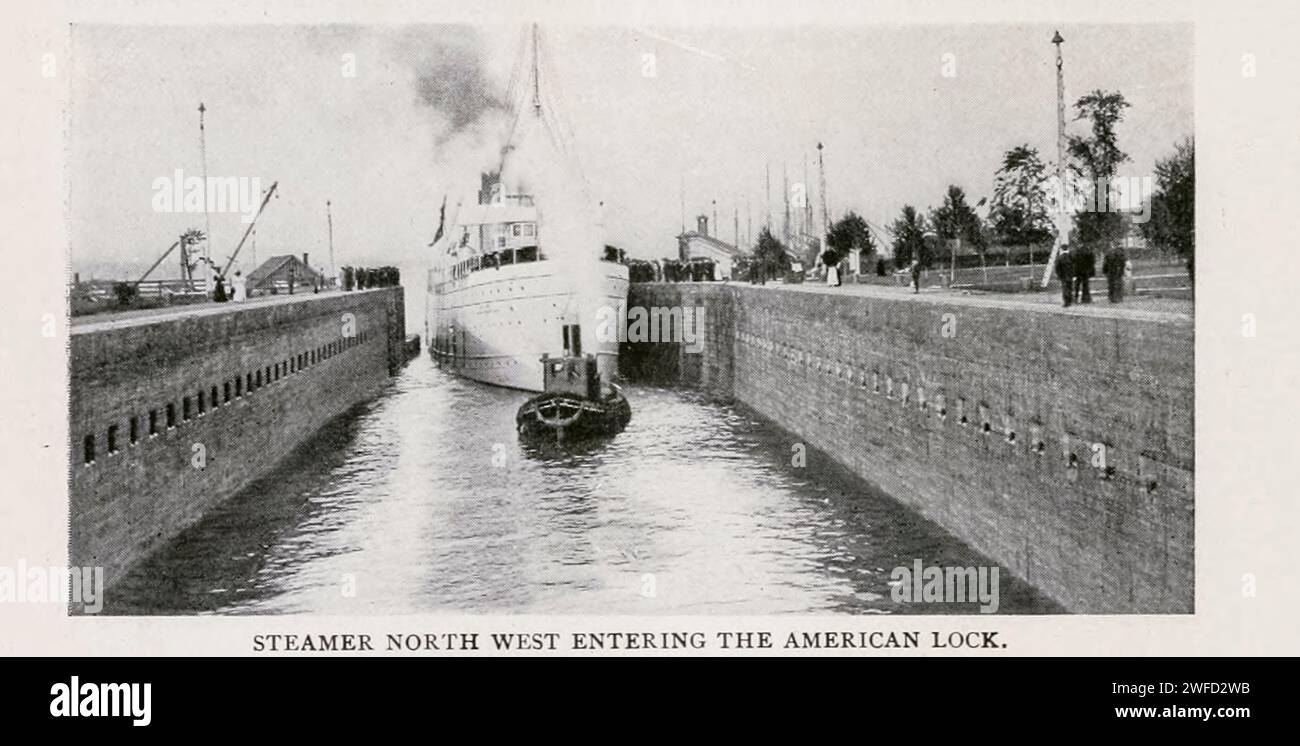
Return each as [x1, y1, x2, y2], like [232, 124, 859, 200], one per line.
[303, 252, 309, 266]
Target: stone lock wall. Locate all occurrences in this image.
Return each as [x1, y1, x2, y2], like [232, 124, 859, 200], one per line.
[624, 283, 1193, 614]
[69, 288, 405, 590]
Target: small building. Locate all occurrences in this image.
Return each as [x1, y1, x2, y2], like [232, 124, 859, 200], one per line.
[677, 215, 740, 280]
[246, 254, 324, 295]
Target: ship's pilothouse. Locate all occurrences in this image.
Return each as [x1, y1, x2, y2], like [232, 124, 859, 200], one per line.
[439, 184, 545, 287]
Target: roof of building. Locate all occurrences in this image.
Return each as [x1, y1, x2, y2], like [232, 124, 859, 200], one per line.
[677, 231, 741, 257]
[247, 255, 322, 286]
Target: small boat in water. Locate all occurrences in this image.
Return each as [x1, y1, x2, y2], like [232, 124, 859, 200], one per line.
[516, 353, 631, 441]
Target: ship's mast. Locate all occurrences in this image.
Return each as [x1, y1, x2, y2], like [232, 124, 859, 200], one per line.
[531, 24, 542, 115]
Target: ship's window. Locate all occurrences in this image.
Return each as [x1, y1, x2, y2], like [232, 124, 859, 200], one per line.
[149, 410, 158, 436]
[83, 434, 94, 465]
[183, 396, 192, 421]
[523, 223, 535, 237]
[197, 391, 205, 415]
[274, 365, 280, 382]
[166, 403, 176, 428]
[129, 416, 138, 445]
[512, 224, 522, 237]
[107, 424, 119, 454]
[255, 370, 262, 387]
[518, 246, 538, 263]
[497, 236, 507, 249]
[235, 377, 242, 398]
[247, 372, 254, 391]
[211, 385, 219, 407]
[224, 381, 231, 403]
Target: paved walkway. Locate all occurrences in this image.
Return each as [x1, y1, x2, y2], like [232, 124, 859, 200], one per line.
[71, 290, 353, 334]
[739, 280, 1193, 325]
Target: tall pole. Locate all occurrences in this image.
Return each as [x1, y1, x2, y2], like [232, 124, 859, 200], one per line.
[531, 24, 542, 115]
[680, 172, 685, 234]
[326, 199, 335, 281]
[179, 233, 188, 282]
[746, 195, 752, 250]
[1042, 31, 1067, 288]
[712, 199, 717, 239]
[795, 153, 806, 244]
[782, 164, 790, 247]
[764, 163, 771, 230]
[198, 103, 214, 293]
[817, 142, 829, 234]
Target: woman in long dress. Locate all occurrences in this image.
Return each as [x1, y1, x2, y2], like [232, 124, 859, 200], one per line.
[232, 270, 247, 301]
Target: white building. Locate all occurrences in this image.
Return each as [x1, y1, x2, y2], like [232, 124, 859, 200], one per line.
[677, 215, 741, 280]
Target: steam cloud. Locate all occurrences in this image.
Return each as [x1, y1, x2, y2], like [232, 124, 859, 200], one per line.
[409, 31, 506, 141]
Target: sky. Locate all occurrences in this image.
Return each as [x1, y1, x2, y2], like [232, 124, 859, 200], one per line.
[67, 22, 1192, 279]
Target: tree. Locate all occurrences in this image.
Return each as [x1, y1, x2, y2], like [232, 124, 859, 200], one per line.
[890, 205, 929, 268]
[929, 185, 986, 259]
[990, 145, 1053, 264]
[1143, 137, 1194, 275]
[1067, 90, 1130, 247]
[751, 226, 791, 282]
[824, 211, 876, 267]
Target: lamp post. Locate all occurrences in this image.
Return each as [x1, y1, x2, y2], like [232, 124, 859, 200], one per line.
[1042, 30, 1068, 288]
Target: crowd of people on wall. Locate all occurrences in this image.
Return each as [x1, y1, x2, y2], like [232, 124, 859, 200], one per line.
[624, 258, 719, 283]
[342, 266, 401, 290]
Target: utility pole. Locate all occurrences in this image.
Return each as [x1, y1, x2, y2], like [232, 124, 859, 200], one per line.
[198, 102, 213, 293]
[712, 199, 717, 239]
[326, 199, 335, 282]
[817, 142, 829, 234]
[1042, 31, 1067, 288]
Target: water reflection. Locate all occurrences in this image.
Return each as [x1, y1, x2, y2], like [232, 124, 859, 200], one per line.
[106, 355, 1060, 615]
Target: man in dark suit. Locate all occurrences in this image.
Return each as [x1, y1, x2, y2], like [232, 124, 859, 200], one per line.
[1055, 248, 1073, 307]
[1102, 247, 1127, 303]
[1073, 245, 1095, 304]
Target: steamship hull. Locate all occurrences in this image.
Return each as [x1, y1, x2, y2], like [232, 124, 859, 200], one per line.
[427, 261, 629, 392]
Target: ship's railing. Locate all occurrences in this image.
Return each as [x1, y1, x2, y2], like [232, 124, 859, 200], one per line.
[72, 278, 208, 299]
[446, 245, 543, 281]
